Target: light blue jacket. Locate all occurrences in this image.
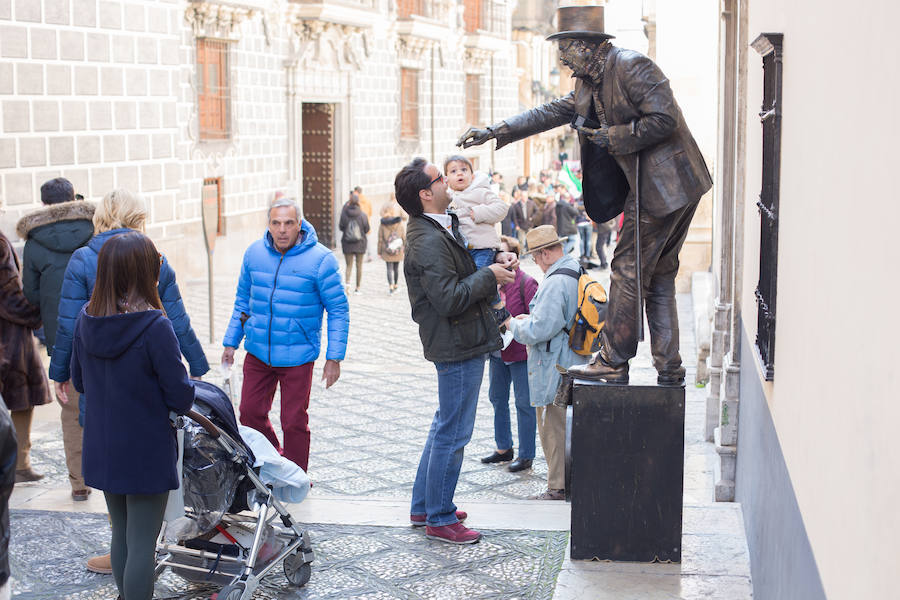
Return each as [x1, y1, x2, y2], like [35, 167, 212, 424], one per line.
[508, 255, 589, 407]
[222, 221, 349, 367]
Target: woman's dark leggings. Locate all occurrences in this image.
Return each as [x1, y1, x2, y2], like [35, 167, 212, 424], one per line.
[386, 261, 399, 286]
[104, 491, 168, 600]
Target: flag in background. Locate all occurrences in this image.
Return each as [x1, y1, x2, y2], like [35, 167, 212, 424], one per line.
[558, 161, 582, 197]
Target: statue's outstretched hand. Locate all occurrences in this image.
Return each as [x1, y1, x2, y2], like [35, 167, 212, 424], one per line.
[457, 126, 494, 149]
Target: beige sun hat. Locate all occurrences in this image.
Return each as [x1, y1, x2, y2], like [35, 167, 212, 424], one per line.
[522, 225, 568, 256]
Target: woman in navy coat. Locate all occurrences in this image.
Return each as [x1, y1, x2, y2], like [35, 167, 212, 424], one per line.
[71, 232, 194, 600]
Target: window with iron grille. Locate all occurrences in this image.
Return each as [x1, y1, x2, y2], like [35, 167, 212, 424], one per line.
[465, 74, 481, 126]
[197, 39, 230, 141]
[400, 68, 419, 140]
[751, 33, 783, 381]
[397, 0, 424, 19]
[202, 177, 225, 235]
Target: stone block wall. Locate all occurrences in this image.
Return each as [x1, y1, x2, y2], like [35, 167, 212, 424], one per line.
[1, 0, 525, 278]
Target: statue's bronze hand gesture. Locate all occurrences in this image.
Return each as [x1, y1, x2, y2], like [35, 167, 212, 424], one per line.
[457, 126, 494, 149]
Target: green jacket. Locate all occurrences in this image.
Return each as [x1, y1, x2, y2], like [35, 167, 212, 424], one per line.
[403, 213, 501, 363]
[16, 201, 95, 354]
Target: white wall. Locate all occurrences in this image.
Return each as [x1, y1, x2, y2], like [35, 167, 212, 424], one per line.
[740, 1, 900, 597]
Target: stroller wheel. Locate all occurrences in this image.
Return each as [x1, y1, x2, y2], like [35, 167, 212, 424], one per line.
[284, 552, 312, 587]
[218, 583, 247, 600]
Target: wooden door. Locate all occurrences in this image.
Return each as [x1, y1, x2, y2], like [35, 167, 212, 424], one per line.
[301, 103, 335, 248]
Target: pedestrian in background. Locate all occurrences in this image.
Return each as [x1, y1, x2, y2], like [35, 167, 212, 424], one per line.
[339, 192, 370, 295]
[354, 186, 375, 263]
[507, 225, 590, 500]
[0, 226, 49, 484]
[71, 232, 194, 600]
[575, 197, 594, 265]
[49, 188, 208, 575]
[554, 185, 579, 255]
[481, 236, 538, 473]
[510, 187, 537, 251]
[16, 177, 95, 500]
[222, 197, 349, 472]
[377, 196, 406, 295]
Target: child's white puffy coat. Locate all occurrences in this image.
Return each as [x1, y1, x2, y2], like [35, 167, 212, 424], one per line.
[449, 171, 509, 249]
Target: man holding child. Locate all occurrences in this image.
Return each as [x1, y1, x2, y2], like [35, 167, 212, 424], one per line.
[394, 158, 516, 544]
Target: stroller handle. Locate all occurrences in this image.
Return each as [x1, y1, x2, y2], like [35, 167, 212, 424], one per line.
[186, 409, 220, 439]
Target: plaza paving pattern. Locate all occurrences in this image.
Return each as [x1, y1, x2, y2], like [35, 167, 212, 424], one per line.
[10, 510, 567, 600]
[9, 257, 742, 599]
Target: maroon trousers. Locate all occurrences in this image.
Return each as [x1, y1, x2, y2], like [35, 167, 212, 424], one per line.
[239, 353, 314, 471]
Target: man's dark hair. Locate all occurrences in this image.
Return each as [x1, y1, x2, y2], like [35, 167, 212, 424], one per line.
[394, 157, 430, 217]
[40, 177, 75, 205]
[353, 185, 362, 193]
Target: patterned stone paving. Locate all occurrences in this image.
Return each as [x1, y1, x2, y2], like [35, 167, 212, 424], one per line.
[11, 249, 719, 599]
[9, 510, 567, 600]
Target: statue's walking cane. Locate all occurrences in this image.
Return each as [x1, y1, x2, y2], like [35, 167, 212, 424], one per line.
[634, 153, 645, 342]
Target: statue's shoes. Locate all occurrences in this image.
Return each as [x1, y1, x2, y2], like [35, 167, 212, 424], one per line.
[567, 357, 629, 383]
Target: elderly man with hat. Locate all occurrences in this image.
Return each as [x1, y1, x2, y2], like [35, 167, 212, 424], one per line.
[506, 225, 589, 500]
[460, 3, 712, 387]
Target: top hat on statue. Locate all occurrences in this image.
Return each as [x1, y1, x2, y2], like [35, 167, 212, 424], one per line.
[547, 3, 615, 42]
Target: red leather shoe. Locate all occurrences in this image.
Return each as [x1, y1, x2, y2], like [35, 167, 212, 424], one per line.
[410, 510, 467, 527]
[425, 522, 482, 544]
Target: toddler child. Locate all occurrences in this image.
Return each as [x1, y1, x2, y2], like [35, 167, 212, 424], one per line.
[444, 155, 513, 345]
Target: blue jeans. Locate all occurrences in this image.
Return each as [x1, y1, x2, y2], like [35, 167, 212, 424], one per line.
[411, 355, 486, 526]
[563, 234, 578, 256]
[577, 223, 593, 258]
[469, 248, 501, 306]
[488, 356, 535, 459]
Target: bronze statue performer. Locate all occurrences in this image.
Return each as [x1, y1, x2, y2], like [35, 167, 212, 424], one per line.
[458, 4, 712, 386]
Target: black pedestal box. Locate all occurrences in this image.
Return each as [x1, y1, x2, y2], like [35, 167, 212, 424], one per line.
[567, 381, 685, 562]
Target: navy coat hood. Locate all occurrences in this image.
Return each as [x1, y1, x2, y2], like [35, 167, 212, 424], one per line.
[76, 308, 162, 360]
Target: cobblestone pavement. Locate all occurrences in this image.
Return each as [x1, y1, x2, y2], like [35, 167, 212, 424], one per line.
[10, 510, 566, 600]
[10, 249, 752, 599]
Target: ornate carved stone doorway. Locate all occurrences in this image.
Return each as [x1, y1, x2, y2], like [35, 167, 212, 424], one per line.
[301, 103, 336, 248]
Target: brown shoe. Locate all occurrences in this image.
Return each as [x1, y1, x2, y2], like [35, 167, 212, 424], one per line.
[72, 489, 91, 501]
[86, 553, 112, 574]
[567, 354, 629, 383]
[529, 488, 565, 501]
[14, 468, 44, 483]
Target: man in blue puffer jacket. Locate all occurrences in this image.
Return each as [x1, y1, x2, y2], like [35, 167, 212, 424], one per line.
[222, 197, 349, 472]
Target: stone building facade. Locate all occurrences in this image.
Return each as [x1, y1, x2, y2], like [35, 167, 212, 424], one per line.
[0, 0, 521, 279]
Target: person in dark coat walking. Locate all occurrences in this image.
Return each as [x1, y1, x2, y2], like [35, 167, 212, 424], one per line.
[71, 232, 194, 600]
[0, 229, 50, 484]
[338, 192, 370, 295]
[16, 177, 95, 499]
[458, 4, 713, 386]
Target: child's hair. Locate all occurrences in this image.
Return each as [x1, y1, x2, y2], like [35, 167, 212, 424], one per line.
[443, 155, 473, 173]
[500, 235, 521, 257]
[87, 231, 163, 317]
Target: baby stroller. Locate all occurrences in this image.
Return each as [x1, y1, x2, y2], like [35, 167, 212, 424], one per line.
[155, 381, 314, 600]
